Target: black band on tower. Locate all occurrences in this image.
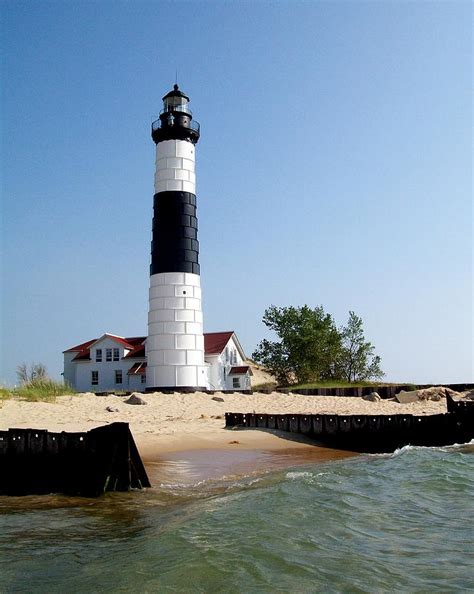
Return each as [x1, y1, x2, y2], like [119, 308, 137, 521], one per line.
[150, 191, 200, 275]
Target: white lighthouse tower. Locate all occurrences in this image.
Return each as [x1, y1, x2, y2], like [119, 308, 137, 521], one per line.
[147, 85, 209, 391]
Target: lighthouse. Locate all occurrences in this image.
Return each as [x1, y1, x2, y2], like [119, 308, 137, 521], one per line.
[147, 85, 209, 391]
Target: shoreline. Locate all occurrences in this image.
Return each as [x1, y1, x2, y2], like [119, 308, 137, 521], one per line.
[136, 428, 358, 487]
[0, 390, 447, 447]
[0, 390, 449, 485]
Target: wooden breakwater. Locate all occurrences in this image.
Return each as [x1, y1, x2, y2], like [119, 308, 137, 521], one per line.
[225, 397, 474, 454]
[92, 384, 474, 398]
[0, 422, 151, 497]
[282, 384, 474, 398]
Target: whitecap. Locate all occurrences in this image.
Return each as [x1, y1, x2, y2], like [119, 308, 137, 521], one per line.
[285, 471, 313, 480]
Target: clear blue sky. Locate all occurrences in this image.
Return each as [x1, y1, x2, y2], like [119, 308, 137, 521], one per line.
[1, 1, 472, 386]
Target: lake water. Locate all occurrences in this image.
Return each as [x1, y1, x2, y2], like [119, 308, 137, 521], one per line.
[1, 442, 473, 593]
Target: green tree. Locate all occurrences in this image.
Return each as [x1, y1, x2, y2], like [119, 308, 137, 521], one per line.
[338, 311, 384, 381]
[252, 305, 342, 385]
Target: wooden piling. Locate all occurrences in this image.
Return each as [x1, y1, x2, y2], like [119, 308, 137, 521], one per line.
[0, 423, 150, 497]
[225, 399, 474, 453]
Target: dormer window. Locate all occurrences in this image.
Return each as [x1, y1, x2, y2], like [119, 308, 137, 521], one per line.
[96, 349, 102, 362]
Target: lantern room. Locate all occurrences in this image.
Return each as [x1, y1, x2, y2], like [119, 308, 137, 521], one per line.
[152, 84, 200, 144]
[162, 84, 191, 114]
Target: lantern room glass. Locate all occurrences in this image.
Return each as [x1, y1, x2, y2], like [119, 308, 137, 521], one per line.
[163, 95, 191, 115]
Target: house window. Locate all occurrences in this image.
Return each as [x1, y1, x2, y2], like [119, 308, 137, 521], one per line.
[91, 371, 99, 386]
[96, 349, 102, 362]
[141, 375, 146, 384]
[113, 348, 120, 361]
[115, 370, 122, 384]
[106, 348, 112, 362]
[232, 377, 240, 389]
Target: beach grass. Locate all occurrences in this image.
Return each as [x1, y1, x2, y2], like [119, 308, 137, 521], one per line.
[0, 387, 13, 401]
[252, 382, 279, 391]
[1, 380, 75, 403]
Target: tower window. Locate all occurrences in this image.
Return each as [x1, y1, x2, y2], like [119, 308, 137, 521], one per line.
[115, 370, 122, 385]
[96, 349, 102, 362]
[91, 371, 99, 386]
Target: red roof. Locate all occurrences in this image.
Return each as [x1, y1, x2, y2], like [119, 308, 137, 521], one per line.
[111, 335, 145, 348]
[65, 335, 146, 353]
[229, 366, 252, 375]
[127, 362, 147, 375]
[72, 350, 94, 361]
[63, 339, 97, 353]
[66, 331, 237, 361]
[204, 331, 234, 355]
[124, 344, 146, 359]
[66, 335, 146, 362]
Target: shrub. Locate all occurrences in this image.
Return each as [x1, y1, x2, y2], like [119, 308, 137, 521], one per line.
[252, 382, 278, 391]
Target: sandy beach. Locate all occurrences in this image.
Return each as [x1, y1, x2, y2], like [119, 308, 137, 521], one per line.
[0, 391, 448, 484]
[0, 390, 447, 448]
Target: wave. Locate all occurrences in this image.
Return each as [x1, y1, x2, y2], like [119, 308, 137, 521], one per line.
[369, 438, 474, 459]
[285, 471, 313, 480]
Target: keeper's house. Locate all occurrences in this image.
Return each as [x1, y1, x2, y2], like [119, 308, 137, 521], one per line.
[63, 331, 252, 393]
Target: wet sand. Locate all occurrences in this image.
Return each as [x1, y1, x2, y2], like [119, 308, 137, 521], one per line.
[138, 428, 357, 486]
[145, 445, 356, 487]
